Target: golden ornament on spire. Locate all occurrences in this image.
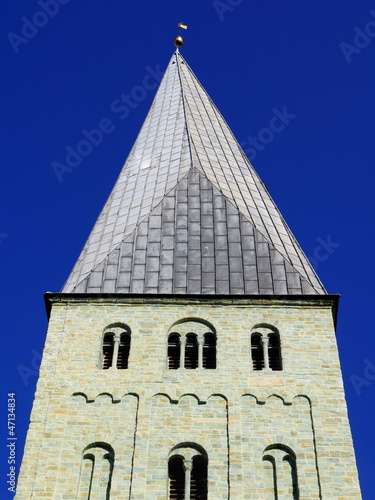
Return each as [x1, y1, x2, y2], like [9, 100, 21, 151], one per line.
[174, 36, 184, 48]
[174, 22, 187, 48]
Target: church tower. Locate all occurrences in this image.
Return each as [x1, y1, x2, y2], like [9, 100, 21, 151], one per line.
[16, 47, 362, 499]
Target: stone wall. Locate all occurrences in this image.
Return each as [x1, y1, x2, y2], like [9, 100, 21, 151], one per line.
[15, 295, 362, 499]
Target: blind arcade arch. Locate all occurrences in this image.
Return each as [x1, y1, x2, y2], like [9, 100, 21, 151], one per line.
[77, 443, 114, 500]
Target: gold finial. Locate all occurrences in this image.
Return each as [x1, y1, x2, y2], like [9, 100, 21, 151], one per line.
[174, 36, 184, 48]
[174, 22, 187, 48]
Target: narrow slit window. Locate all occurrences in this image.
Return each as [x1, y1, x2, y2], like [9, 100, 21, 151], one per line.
[191, 455, 208, 500]
[251, 333, 264, 371]
[102, 334, 114, 370]
[168, 456, 185, 500]
[203, 333, 216, 369]
[168, 334, 180, 370]
[185, 333, 198, 369]
[117, 333, 130, 369]
[268, 333, 282, 371]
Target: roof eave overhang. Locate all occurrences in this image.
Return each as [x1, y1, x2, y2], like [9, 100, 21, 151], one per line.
[44, 292, 340, 328]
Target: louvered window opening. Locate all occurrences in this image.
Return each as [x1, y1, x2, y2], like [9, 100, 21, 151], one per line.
[168, 334, 180, 369]
[117, 334, 130, 369]
[251, 334, 264, 370]
[191, 456, 208, 500]
[185, 334, 198, 369]
[168, 456, 185, 500]
[268, 334, 282, 371]
[203, 333, 216, 369]
[102, 334, 114, 370]
[168, 455, 208, 500]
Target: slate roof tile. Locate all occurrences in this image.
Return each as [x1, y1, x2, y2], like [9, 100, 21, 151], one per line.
[62, 51, 325, 296]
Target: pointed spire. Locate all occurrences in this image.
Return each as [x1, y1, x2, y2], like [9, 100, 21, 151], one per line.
[62, 52, 325, 295]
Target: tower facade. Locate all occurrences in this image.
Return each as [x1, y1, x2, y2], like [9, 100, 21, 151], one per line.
[16, 51, 362, 499]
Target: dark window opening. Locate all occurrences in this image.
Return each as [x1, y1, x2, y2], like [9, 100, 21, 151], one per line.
[168, 456, 185, 500]
[191, 455, 208, 500]
[117, 333, 130, 369]
[102, 334, 114, 370]
[268, 333, 282, 371]
[168, 334, 180, 369]
[251, 334, 264, 370]
[203, 333, 216, 369]
[185, 334, 198, 369]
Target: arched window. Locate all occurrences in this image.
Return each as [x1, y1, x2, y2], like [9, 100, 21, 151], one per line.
[101, 324, 131, 370]
[262, 445, 299, 499]
[251, 333, 264, 370]
[268, 333, 282, 371]
[203, 333, 216, 369]
[168, 334, 181, 369]
[251, 326, 282, 371]
[168, 455, 185, 499]
[185, 334, 198, 369]
[77, 444, 114, 500]
[167, 320, 217, 370]
[168, 445, 208, 500]
[117, 332, 130, 369]
[191, 455, 208, 499]
[102, 334, 114, 370]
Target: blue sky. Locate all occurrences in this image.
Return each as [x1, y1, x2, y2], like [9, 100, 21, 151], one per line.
[1, 1, 375, 498]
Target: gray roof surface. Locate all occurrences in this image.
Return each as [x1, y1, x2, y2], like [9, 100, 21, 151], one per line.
[62, 51, 325, 295]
